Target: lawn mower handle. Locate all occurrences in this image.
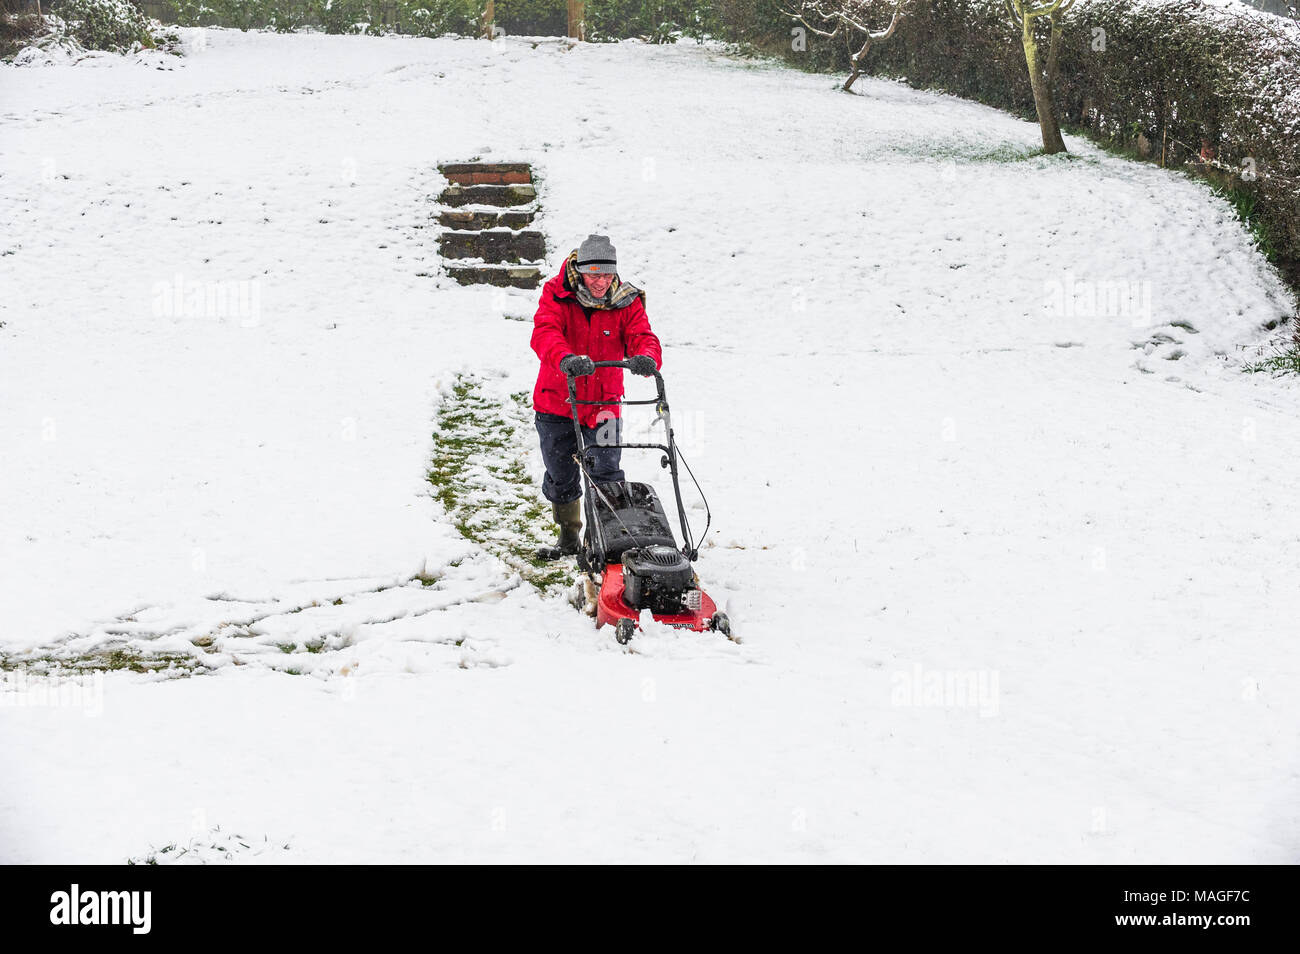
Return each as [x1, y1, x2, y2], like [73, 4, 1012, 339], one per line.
[564, 359, 665, 399]
[563, 358, 695, 562]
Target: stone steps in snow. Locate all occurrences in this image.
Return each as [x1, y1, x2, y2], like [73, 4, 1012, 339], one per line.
[438, 229, 546, 264]
[434, 161, 543, 288]
[438, 162, 532, 186]
[445, 264, 544, 288]
[439, 208, 536, 231]
[438, 183, 536, 208]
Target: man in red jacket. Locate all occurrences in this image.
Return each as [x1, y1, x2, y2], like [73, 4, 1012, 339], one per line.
[531, 234, 662, 560]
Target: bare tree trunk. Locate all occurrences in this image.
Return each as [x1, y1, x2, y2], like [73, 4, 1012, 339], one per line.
[1045, 13, 1066, 147]
[1022, 19, 1066, 154]
[841, 32, 874, 91]
[481, 0, 495, 40]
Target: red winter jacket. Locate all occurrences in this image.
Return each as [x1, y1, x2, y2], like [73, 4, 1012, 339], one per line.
[530, 267, 662, 428]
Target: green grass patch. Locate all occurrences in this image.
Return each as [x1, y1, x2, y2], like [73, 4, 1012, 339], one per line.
[1243, 337, 1300, 377]
[884, 139, 1043, 165]
[0, 646, 201, 675]
[964, 144, 1040, 164]
[428, 376, 572, 593]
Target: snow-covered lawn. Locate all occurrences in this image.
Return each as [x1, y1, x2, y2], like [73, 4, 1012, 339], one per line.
[1, 30, 1297, 863]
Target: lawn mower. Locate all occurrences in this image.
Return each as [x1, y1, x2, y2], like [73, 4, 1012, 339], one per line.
[564, 360, 730, 644]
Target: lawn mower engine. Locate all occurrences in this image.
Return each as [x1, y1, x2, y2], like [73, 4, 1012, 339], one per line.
[621, 545, 701, 616]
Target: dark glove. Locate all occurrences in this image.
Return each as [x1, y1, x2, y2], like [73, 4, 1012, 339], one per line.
[560, 354, 596, 377]
[627, 355, 657, 377]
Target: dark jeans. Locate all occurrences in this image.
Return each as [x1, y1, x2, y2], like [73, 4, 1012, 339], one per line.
[535, 411, 624, 504]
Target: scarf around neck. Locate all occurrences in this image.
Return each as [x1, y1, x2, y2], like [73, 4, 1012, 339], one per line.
[564, 249, 645, 310]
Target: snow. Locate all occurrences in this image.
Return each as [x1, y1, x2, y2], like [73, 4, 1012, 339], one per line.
[1, 29, 1298, 863]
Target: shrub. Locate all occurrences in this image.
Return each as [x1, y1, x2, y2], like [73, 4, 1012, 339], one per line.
[267, 0, 313, 31]
[400, 0, 480, 37]
[56, 0, 153, 50]
[172, 0, 279, 30]
[0, 11, 43, 57]
[169, 0, 210, 27]
[586, 0, 720, 41]
[319, 0, 368, 32]
[494, 0, 566, 36]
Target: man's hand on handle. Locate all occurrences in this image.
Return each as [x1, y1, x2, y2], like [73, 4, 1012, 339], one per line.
[627, 355, 657, 376]
[560, 354, 596, 377]
[561, 354, 657, 377]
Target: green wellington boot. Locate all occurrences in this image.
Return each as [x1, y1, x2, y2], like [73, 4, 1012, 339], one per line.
[535, 498, 582, 561]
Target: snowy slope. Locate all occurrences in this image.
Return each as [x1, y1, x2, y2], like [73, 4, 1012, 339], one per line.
[1, 30, 1297, 863]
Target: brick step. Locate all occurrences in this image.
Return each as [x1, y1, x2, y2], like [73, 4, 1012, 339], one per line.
[438, 230, 546, 264]
[445, 264, 543, 289]
[438, 162, 533, 186]
[438, 183, 536, 208]
[438, 209, 536, 231]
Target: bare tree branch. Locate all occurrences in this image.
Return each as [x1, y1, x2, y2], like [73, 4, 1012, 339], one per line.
[780, 8, 844, 40]
[782, 0, 907, 91]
